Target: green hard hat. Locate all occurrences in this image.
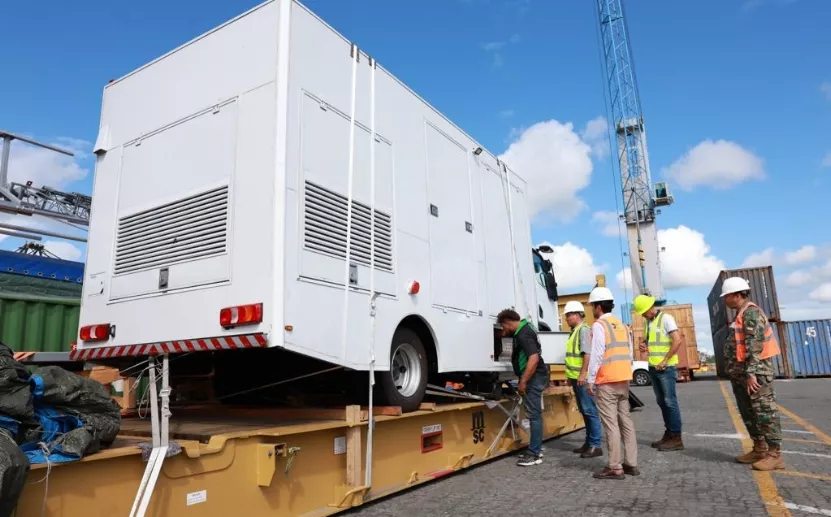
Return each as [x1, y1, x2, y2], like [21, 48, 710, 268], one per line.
[633, 294, 655, 316]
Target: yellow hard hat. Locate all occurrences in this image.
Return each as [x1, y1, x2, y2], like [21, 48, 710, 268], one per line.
[633, 294, 655, 316]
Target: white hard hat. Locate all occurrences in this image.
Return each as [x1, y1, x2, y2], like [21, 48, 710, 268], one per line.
[563, 301, 585, 314]
[588, 287, 614, 303]
[720, 276, 751, 297]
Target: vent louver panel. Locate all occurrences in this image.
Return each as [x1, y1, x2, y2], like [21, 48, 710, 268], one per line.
[304, 181, 393, 272]
[114, 186, 229, 275]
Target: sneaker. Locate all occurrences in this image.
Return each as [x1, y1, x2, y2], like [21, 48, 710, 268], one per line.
[516, 453, 543, 467]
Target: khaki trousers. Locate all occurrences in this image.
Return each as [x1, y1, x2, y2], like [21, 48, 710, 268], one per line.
[595, 381, 638, 470]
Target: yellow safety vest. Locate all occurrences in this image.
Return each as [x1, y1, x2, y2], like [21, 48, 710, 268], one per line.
[647, 312, 678, 367]
[565, 322, 588, 380]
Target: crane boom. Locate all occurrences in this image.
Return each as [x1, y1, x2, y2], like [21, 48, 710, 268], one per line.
[595, 0, 672, 304]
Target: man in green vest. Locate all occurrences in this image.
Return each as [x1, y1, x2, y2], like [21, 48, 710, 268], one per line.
[633, 294, 685, 451]
[563, 301, 602, 458]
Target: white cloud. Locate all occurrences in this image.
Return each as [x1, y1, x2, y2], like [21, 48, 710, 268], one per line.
[481, 34, 520, 69]
[7, 137, 90, 190]
[580, 116, 610, 159]
[662, 139, 765, 191]
[822, 152, 831, 168]
[808, 283, 831, 303]
[614, 226, 724, 291]
[658, 225, 726, 289]
[591, 210, 621, 237]
[500, 120, 594, 223]
[786, 269, 812, 287]
[537, 241, 606, 290]
[42, 240, 83, 261]
[822, 81, 831, 102]
[616, 267, 633, 291]
[784, 245, 817, 265]
[741, 247, 775, 268]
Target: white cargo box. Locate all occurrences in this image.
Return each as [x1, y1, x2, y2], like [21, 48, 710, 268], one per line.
[78, 0, 551, 400]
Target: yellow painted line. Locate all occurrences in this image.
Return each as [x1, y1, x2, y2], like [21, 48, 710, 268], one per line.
[775, 470, 831, 482]
[778, 406, 831, 447]
[783, 437, 828, 446]
[719, 381, 791, 517]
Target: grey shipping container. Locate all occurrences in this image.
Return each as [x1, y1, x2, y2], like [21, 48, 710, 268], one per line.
[707, 266, 781, 332]
[712, 325, 730, 378]
[779, 320, 831, 377]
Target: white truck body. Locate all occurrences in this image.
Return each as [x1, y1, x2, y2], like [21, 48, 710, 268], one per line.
[78, 0, 568, 374]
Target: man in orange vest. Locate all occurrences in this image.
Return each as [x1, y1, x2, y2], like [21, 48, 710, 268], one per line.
[586, 287, 639, 480]
[720, 277, 784, 471]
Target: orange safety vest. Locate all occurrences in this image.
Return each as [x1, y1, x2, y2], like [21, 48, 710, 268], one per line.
[594, 315, 633, 384]
[733, 302, 780, 362]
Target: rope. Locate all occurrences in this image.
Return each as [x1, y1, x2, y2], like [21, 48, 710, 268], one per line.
[216, 366, 343, 401]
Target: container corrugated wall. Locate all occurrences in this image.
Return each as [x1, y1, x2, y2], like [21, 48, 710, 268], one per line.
[0, 292, 79, 352]
[712, 325, 730, 378]
[780, 320, 831, 377]
[770, 323, 788, 378]
[707, 267, 781, 332]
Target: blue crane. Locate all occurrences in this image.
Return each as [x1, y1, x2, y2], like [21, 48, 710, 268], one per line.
[594, 0, 673, 306]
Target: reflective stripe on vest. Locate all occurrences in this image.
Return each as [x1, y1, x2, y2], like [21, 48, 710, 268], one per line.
[565, 322, 588, 380]
[733, 302, 780, 362]
[595, 315, 633, 384]
[646, 312, 678, 367]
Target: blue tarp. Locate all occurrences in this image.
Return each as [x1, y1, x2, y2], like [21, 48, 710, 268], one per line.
[0, 250, 83, 284]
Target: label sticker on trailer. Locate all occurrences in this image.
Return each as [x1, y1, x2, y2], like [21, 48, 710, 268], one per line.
[334, 436, 346, 455]
[186, 490, 207, 506]
[422, 424, 442, 435]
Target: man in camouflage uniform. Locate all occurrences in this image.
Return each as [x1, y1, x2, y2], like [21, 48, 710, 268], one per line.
[721, 277, 783, 471]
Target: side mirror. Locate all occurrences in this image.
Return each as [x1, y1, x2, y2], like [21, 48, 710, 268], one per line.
[537, 245, 554, 254]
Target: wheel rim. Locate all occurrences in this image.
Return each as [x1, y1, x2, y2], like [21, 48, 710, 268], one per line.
[636, 372, 648, 385]
[391, 342, 422, 398]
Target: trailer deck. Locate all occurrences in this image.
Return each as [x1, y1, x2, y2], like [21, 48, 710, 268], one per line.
[18, 387, 582, 516]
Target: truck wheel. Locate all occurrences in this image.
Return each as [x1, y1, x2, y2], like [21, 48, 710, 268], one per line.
[633, 369, 651, 387]
[377, 328, 428, 413]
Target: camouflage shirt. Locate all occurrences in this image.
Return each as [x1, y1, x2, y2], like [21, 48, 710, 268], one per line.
[741, 304, 773, 378]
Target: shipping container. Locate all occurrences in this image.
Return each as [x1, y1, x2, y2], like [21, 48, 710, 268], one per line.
[630, 304, 701, 371]
[779, 320, 831, 378]
[712, 325, 730, 378]
[707, 267, 781, 332]
[0, 291, 80, 353]
[770, 323, 788, 378]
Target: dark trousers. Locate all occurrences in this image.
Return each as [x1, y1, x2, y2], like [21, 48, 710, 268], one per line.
[649, 366, 682, 434]
[523, 373, 548, 456]
[569, 378, 602, 448]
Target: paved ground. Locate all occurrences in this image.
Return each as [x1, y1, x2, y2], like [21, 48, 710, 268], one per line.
[351, 373, 831, 517]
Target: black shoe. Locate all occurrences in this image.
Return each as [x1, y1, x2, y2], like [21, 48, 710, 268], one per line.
[580, 447, 603, 458]
[516, 453, 543, 467]
[623, 464, 641, 476]
[572, 444, 589, 454]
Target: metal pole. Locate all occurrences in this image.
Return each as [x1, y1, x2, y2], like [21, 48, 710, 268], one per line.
[0, 229, 41, 241]
[0, 222, 87, 242]
[0, 201, 89, 225]
[0, 137, 10, 190]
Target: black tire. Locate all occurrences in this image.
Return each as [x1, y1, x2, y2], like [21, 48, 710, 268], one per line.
[377, 328, 428, 413]
[633, 369, 651, 387]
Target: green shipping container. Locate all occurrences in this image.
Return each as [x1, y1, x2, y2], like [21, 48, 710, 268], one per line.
[0, 291, 80, 353]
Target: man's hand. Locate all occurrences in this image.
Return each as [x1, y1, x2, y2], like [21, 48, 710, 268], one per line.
[577, 373, 587, 387]
[656, 359, 667, 371]
[518, 379, 528, 396]
[587, 383, 595, 396]
[638, 340, 647, 355]
[746, 374, 761, 395]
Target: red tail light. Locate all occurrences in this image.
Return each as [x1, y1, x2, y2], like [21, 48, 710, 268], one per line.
[220, 303, 263, 329]
[80, 324, 112, 342]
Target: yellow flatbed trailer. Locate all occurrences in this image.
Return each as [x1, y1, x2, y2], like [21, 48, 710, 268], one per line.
[19, 387, 581, 517]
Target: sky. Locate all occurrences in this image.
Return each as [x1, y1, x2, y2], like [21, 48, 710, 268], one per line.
[2, 0, 830, 353]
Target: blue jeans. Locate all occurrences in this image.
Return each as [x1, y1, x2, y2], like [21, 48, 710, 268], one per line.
[649, 366, 682, 434]
[569, 378, 602, 448]
[524, 373, 548, 456]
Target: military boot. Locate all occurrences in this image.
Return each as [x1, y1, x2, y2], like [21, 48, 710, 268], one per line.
[657, 433, 684, 452]
[735, 439, 767, 464]
[752, 446, 785, 471]
[651, 431, 670, 448]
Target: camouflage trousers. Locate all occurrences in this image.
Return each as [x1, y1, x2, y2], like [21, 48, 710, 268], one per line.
[730, 374, 781, 448]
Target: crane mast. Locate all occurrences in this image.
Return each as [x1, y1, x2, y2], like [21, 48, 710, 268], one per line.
[595, 0, 672, 304]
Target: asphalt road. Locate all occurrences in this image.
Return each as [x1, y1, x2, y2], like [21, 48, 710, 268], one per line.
[350, 373, 831, 517]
